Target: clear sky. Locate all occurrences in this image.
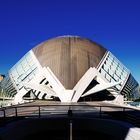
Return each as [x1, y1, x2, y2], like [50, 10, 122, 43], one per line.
[0, 0, 140, 83]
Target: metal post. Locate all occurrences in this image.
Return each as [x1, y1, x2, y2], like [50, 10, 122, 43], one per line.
[39, 106, 40, 118]
[123, 107, 125, 120]
[68, 105, 73, 117]
[3, 109, 6, 118]
[99, 106, 102, 118]
[15, 107, 18, 117]
[2, 89, 4, 105]
[123, 107, 125, 112]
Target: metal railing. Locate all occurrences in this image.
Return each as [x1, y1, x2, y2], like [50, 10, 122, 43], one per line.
[0, 104, 140, 127]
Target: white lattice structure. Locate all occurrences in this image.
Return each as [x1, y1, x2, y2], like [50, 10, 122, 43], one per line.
[14, 66, 122, 103]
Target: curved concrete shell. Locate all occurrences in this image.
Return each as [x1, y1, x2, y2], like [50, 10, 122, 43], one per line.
[32, 36, 106, 89]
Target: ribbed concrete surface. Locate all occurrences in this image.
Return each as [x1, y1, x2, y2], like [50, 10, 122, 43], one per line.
[32, 36, 106, 89]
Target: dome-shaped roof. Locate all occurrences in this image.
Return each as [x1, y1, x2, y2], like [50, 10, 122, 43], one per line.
[32, 36, 107, 88]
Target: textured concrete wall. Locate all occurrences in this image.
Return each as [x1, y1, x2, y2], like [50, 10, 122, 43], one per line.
[32, 36, 106, 89]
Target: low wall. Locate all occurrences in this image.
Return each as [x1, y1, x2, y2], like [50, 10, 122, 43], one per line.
[0, 117, 139, 140]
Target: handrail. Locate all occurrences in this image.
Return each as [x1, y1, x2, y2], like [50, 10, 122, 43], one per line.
[0, 104, 138, 116]
[0, 104, 139, 127]
[0, 104, 138, 109]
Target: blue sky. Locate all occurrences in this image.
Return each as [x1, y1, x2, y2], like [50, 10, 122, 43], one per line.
[0, 0, 140, 83]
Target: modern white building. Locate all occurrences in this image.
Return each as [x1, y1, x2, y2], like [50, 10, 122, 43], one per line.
[0, 36, 139, 103]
